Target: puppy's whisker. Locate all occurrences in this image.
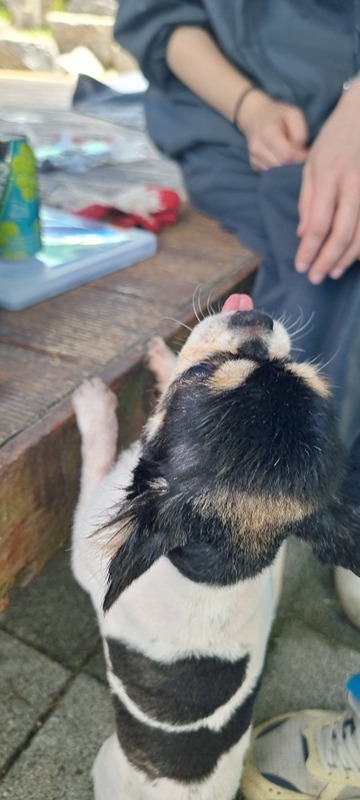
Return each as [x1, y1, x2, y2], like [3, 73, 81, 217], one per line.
[172, 338, 188, 352]
[281, 306, 314, 337]
[206, 289, 215, 317]
[283, 310, 305, 332]
[289, 311, 315, 340]
[198, 285, 209, 322]
[278, 312, 294, 330]
[190, 286, 220, 344]
[192, 286, 203, 323]
[307, 345, 341, 373]
[293, 311, 314, 336]
[324, 348, 341, 371]
[207, 289, 220, 318]
[215, 299, 223, 313]
[291, 329, 315, 344]
[196, 285, 204, 321]
[161, 317, 193, 334]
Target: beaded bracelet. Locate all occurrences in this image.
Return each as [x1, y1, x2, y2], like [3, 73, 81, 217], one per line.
[233, 86, 259, 127]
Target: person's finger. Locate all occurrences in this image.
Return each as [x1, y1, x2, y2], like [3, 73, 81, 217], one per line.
[261, 120, 307, 165]
[249, 155, 267, 172]
[284, 108, 309, 149]
[297, 163, 313, 237]
[328, 216, 360, 279]
[249, 134, 293, 170]
[248, 149, 273, 171]
[329, 248, 359, 280]
[295, 180, 337, 273]
[261, 136, 299, 165]
[305, 190, 360, 283]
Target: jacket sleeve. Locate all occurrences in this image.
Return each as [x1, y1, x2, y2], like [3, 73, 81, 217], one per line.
[114, 0, 208, 88]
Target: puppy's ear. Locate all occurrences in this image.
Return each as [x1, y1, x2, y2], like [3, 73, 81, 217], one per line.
[103, 479, 187, 611]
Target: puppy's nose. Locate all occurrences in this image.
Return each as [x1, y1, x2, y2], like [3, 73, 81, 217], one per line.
[228, 310, 273, 331]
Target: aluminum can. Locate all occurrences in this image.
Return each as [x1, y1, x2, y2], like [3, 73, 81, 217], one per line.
[0, 135, 42, 259]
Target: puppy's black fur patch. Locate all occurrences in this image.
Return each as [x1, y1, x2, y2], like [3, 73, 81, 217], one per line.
[107, 637, 249, 724]
[113, 679, 260, 782]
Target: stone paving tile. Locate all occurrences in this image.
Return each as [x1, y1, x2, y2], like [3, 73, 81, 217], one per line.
[275, 538, 360, 653]
[83, 641, 107, 684]
[254, 538, 360, 724]
[0, 674, 114, 800]
[255, 625, 360, 724]
[0, 548, 100, 669]
[0, 630, 69, 776]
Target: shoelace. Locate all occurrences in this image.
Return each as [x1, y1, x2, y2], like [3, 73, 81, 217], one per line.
[316, 694, 360, 777]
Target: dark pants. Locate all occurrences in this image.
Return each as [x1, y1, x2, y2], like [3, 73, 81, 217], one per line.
[176, 140, 360, 448]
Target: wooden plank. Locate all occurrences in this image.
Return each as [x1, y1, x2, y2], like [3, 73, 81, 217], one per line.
[0, 286, 151, 365]
[0, 344, 90, 445]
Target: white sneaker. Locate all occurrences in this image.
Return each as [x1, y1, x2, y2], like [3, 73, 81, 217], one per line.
[241, 675, 360, 800]
[335, 568, 360, 630]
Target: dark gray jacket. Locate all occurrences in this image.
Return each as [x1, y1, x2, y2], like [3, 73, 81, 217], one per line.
[114, 0, 357, 144]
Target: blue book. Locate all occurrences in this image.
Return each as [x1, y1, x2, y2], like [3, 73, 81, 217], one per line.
[0, 206, 157, 310]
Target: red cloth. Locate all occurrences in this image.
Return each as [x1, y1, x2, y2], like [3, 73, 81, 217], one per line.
[76, 186, 181, 233]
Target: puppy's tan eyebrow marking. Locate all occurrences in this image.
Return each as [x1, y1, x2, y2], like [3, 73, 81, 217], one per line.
[284, 362, 330, 399]
[209, 359, 257, 392]
[176, 344, 239, 373]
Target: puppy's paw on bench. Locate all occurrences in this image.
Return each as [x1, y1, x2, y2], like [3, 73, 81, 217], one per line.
[73, 379, 119, 499]
[73, 377, 118, 441]
[147, 335, 177, 394]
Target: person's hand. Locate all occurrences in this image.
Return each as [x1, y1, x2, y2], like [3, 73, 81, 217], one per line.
[296, 81, 360, 284]
[237, 90, 309, 171]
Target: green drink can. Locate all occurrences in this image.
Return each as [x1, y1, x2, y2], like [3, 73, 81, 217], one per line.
[0, 135, 42, 259]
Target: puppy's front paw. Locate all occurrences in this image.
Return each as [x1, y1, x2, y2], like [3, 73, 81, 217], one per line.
[147, 336, 177, 394]
[73, 378, 118, 442]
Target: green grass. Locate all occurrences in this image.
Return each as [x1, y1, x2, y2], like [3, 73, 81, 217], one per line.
[0, 3, 11, 22]
[25, 27, 53, 39]
[0, 0, 68, 25]
[51, 0, 68, 9]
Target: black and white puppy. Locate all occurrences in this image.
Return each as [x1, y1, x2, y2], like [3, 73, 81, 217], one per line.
[72, 297, 360, 800]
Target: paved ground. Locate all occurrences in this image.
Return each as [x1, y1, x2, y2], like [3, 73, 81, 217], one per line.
[1, 532, 360, 799]
[1, 84, 360, 799]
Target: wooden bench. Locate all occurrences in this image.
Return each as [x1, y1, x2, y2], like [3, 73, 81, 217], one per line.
[0, 204, 259, 607]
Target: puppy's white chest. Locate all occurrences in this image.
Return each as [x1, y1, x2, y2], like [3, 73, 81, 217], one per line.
[103, 557, 275, 664]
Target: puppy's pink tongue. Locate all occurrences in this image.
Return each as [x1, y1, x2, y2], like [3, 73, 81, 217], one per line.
[222, 294, 254, 313]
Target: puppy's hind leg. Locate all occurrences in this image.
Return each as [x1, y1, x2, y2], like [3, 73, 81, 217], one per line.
[73, 377, 118, 507]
